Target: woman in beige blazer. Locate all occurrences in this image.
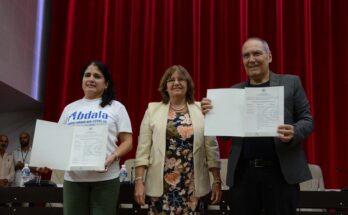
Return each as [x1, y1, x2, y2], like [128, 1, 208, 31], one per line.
[134, 65, 221, 214]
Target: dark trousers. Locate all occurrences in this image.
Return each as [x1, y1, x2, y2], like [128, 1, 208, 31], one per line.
[228, 160, 299, 215]
[63, 178, 120, 215]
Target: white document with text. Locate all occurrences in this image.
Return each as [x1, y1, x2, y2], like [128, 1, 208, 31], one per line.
[204, 87, 284, 137]
[30, 120, 107, 171]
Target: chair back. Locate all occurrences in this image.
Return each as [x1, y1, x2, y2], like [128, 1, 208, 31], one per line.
[300, 164, 325, 191]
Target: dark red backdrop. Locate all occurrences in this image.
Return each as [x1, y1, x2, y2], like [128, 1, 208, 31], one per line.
[44, 0, 348, 188]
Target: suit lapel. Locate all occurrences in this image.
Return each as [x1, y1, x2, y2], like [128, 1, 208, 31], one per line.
[156, 103, 169, 157]
[269, 72, 283, 144]
[269, 71, 281, 87]
[188, 103, 203, 154]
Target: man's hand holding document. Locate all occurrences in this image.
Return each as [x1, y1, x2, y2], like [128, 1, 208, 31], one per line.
[204, 86, 284, 137]
[30, 120, 107, 171]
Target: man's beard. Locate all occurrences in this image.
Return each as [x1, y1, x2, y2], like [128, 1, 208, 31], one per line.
[20, 142, 29, 148]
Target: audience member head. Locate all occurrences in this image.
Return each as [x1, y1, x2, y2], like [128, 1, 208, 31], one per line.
[0, 135, 9, 152]
[19, 132, 30, 149]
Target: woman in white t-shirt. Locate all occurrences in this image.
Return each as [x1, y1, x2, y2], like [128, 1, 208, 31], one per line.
[59, 61, 133, 215]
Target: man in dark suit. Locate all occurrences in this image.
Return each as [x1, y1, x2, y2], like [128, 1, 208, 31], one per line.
[202, 37, 314, 215]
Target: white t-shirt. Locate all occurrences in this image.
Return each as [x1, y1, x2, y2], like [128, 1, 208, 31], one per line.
[58, 98, 132, 182]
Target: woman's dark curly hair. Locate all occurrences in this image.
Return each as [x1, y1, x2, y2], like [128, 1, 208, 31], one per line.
[80, 61, 115, 107]
[158, 65, 195, 104]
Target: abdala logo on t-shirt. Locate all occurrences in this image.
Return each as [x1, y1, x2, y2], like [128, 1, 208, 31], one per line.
[68, 111, 109, 125]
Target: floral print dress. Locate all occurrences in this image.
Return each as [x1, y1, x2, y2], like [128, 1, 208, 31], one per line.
[149, 110, 204, 215]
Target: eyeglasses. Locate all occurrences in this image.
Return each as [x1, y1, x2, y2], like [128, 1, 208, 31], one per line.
[166, 78, 186, 84]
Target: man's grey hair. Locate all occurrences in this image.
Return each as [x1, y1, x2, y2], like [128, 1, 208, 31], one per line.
[244, 37, 271, 53]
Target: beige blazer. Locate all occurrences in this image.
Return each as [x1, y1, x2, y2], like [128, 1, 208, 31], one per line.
[135, 102, 220, 197]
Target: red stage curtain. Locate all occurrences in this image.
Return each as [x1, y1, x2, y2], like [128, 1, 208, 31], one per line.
[44, 0, 348, 188]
